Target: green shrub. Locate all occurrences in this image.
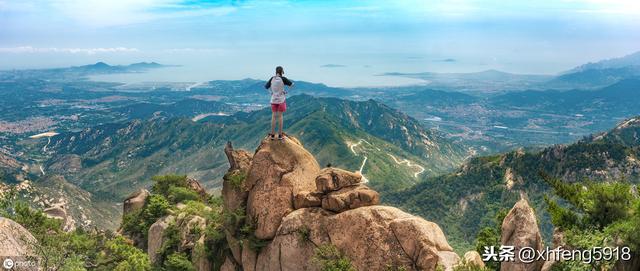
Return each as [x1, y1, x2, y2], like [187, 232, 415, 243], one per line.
[152, 175, 189, 197]
[100, 236, 152, 271]
[121, 194, 170, 243]
[226, 171, 246, 189]
[543, 175, 639, 270]
[157, 223, 182, 267]
[168, 186, 201, 204]
[297, 226, 311, 243]
[204, 221, 227, 271]
[311, 243, 356, 271]
[163, 252, 195, 271]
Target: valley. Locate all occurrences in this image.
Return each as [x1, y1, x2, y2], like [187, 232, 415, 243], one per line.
[1, 52, 639, 252]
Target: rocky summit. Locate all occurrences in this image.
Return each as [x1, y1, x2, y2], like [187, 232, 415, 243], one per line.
[221, 136, 464, 271]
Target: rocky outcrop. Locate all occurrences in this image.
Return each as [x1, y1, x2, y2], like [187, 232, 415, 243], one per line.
[220, 136, 460, 271]
[186, 177, 208, 199]
[501, 198, 544, 271]
[43, 202, 76, 232]
[123, 188, 149, 217]
[148, 215, 175, 265]
[0, 217, 37, 270]
[245, 137, 320, 239]
[222, 141, 253, 266]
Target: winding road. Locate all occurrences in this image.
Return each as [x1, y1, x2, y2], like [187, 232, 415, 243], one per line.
[349, 138, 426, 181]
[349, 139, 371, 183]
[386, 154, 425, 178]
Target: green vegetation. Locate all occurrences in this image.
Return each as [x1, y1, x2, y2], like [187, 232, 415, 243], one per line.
[0, 192, 151, 271]
[473, 209, 507, 271]
[389, 121, 640, 252]
[452, 261, 489, 271]
[543, 175, 640, 270]
[312, 243, 356, 271]
[225, 171, 246, 189]
[297, 226, 311, 243]
[121, 193, 170, 243]
[163, 252, 196, 271]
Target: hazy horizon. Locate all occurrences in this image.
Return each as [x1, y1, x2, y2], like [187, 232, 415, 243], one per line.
[2, 0, 640, 87]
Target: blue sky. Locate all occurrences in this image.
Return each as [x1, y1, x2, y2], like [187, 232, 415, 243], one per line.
[1, 0, 639, 86]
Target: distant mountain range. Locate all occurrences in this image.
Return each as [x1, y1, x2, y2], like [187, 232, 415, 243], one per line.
[563, 51, 640, 74]
[0, 62, 169, 81]
[385, 51, 640, 93]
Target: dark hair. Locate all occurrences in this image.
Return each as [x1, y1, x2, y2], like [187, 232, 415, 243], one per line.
[275, 66, 284, 75]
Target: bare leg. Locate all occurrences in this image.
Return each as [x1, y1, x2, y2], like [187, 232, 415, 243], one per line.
[271, 111, 276, 135]
[278, 111, 284, 136]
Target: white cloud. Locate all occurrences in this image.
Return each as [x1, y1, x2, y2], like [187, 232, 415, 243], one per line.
[2, 0, 237, 27]
[0, 46, 139, 54]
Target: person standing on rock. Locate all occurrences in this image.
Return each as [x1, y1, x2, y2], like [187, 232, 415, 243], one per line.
[265, 66, 294, 140]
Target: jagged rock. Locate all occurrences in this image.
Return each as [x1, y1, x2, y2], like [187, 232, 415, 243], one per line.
[389, 216, 457, 270]
[123, 188, 149, 216]
[254, 206, 457, 271]
[0, 217, 37, 269]
[219, 138, 460, 271]
[255, 208, 332, 270]
[224, 141, 253, 172]
[315, 167, 363, 193]
[245, 137, 320, 239]
[44, 203, 76, 232]
[462, 251, 485, 268]
[294, 191, 323, 209]
[321, 184, 379, 212]
[501, 198, 544, 271]
[325, 206, 456, 271]
[186, 177, 208, 199]
[148, 215, 175, 265]
[222, 141, 253, 264]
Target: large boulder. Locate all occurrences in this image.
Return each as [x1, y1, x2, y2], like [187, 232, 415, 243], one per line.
[501, 198, 544, 271]
[255, 208, 332, 271]
[148, 215, 175, 265]
[315, 167, 363, 193]
[0, 217, 37, 270]
[123, 188, 149, 217]
[253, 206, 457, 271]
[43, 202, 76, 232]
[245, 137, 320, 239]
[321, 184, 379, 213]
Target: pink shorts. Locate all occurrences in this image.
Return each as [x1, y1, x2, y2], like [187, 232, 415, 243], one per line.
[271, 102, 286, 112]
